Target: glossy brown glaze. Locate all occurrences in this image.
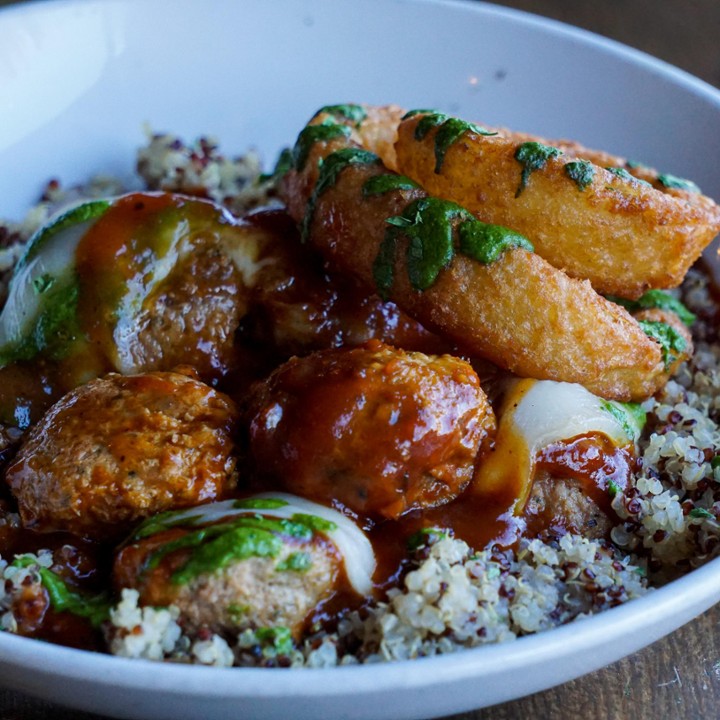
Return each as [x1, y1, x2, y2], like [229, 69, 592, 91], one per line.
[76, 192, 249, 382]
[245, 340, 496, 519]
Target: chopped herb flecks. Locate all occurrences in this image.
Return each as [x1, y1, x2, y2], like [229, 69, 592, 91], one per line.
[315, 104, 368, 128]
[565, 160, 595, 191]
[657, 173, 701, 193]
[638, 319, 687, 369]
[606, 167, 652, 187]
[374, 196, 532, 298]
[514, 142, 562, 197]
[412, 112, 496, 173]
[291, 120, 351, 172]
[607, 290, 696, 327]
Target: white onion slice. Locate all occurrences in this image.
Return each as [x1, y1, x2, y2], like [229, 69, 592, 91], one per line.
[473, 379, 644, 513]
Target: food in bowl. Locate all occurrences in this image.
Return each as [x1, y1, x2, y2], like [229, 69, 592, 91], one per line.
[0, 105, 718, 667]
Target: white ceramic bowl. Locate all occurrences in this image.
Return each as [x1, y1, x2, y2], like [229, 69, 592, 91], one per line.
[0, 1, 719, 718]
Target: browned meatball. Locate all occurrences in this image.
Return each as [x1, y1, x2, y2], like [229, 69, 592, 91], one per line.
[127, 233, 245, 381]
[5, 370, 238, 539]
[523, 433, 634, 539]
[245, 340, 496, 519]
[75, 192, 256, 384]
[113, 503, 345, 639]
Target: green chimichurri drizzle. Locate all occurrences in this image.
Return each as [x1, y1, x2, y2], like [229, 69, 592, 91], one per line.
[433, 117, 497, 172]
[301, 147, 380, 242]
[315, 104, 368, 128]
[0, 277, 82, 367]
[374, 197, 533, 299]
[607, 289, 696, 326]
[514, 142, 562, 197]
[11, 556, 110, 627]
[258, 147, 293, 184]
[402, 108, 439, 120]
[657, 173, 701, 193]
[458, 221, 533, 263]
[291, 121, 351, 172]
[564, 160, 596, 191]
[407, 527, 450, 552]
[140, 511, 334, 586]
[362, 174, 419, 197]
[606, 167, 652, 187]
[254, 626, 294, 655]
[276, 551, 313, 572]
[411, 112, 496, 173]
[234, 497, 290, 510]
[600, 399, 646, 441]
[638, 319, 687, 369]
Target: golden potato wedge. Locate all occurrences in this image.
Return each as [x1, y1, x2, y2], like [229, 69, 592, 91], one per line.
[279, 127, 685, 401]
[393, 112, 720, 299]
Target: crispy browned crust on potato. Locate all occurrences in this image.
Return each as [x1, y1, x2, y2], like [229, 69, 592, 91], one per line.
[393, 113, 720, 299]
[310, 105, 404, 171]
[280, 134, 684, 401]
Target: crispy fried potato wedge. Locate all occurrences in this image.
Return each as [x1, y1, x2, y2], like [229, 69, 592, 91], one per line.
[393, 112, 720, 299]
[279, 127, 686, 401]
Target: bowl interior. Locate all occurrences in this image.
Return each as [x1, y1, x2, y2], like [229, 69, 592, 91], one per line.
[0, 1, 719, 718]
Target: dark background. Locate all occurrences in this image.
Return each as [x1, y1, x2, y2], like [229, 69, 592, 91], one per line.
[0, 1, 718, 719]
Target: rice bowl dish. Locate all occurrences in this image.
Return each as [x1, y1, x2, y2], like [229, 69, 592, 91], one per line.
[0, 1, 719, 718]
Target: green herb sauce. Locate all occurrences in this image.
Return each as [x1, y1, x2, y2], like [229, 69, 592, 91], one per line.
[605, 167, 652, 187]
[412, 112, 496, 172]
[234, 498, 290, 510]
[564, 160, 595, 191]
[291, 121, 351, 172]
[362, 174, 419, 197]
[638, 319, 687, 368]
[600, 399, 646, 441]
[0, 276, 82, 366]
[607, 289, 696, 326]
[458, 221, 533, 263]
[276, 551, 313, 572]
[142, 511, 334, 586]
[255, 626, 294, 656]
[301, 147, 380, 242]
[373, 197, 532, 299]
[657, 173, 701, 193]
[514, 142, 562, 197]
[290, 513, 337, 534]
[12, 556, 110, 627]
[315, 104, 368, 128]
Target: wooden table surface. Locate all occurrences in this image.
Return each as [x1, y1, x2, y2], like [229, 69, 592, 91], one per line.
[0, 0, 719, 718]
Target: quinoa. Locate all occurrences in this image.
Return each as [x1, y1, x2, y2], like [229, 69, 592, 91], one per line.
[1, 131, 719, 667]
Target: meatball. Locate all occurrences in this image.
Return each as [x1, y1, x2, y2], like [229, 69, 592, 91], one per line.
[112, 497, 364, 639]
[5, 370, 238, 539]
[75, 192, 260, 383]
[524, 472, 614, 540]
[126, 233, 246, 381]
[245, 340, 496, 519]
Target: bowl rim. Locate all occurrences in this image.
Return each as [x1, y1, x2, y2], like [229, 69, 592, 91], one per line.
[0, 0, 719, 704]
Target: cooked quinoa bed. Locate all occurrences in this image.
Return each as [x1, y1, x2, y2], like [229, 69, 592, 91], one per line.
[0, 129, 719, 668]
